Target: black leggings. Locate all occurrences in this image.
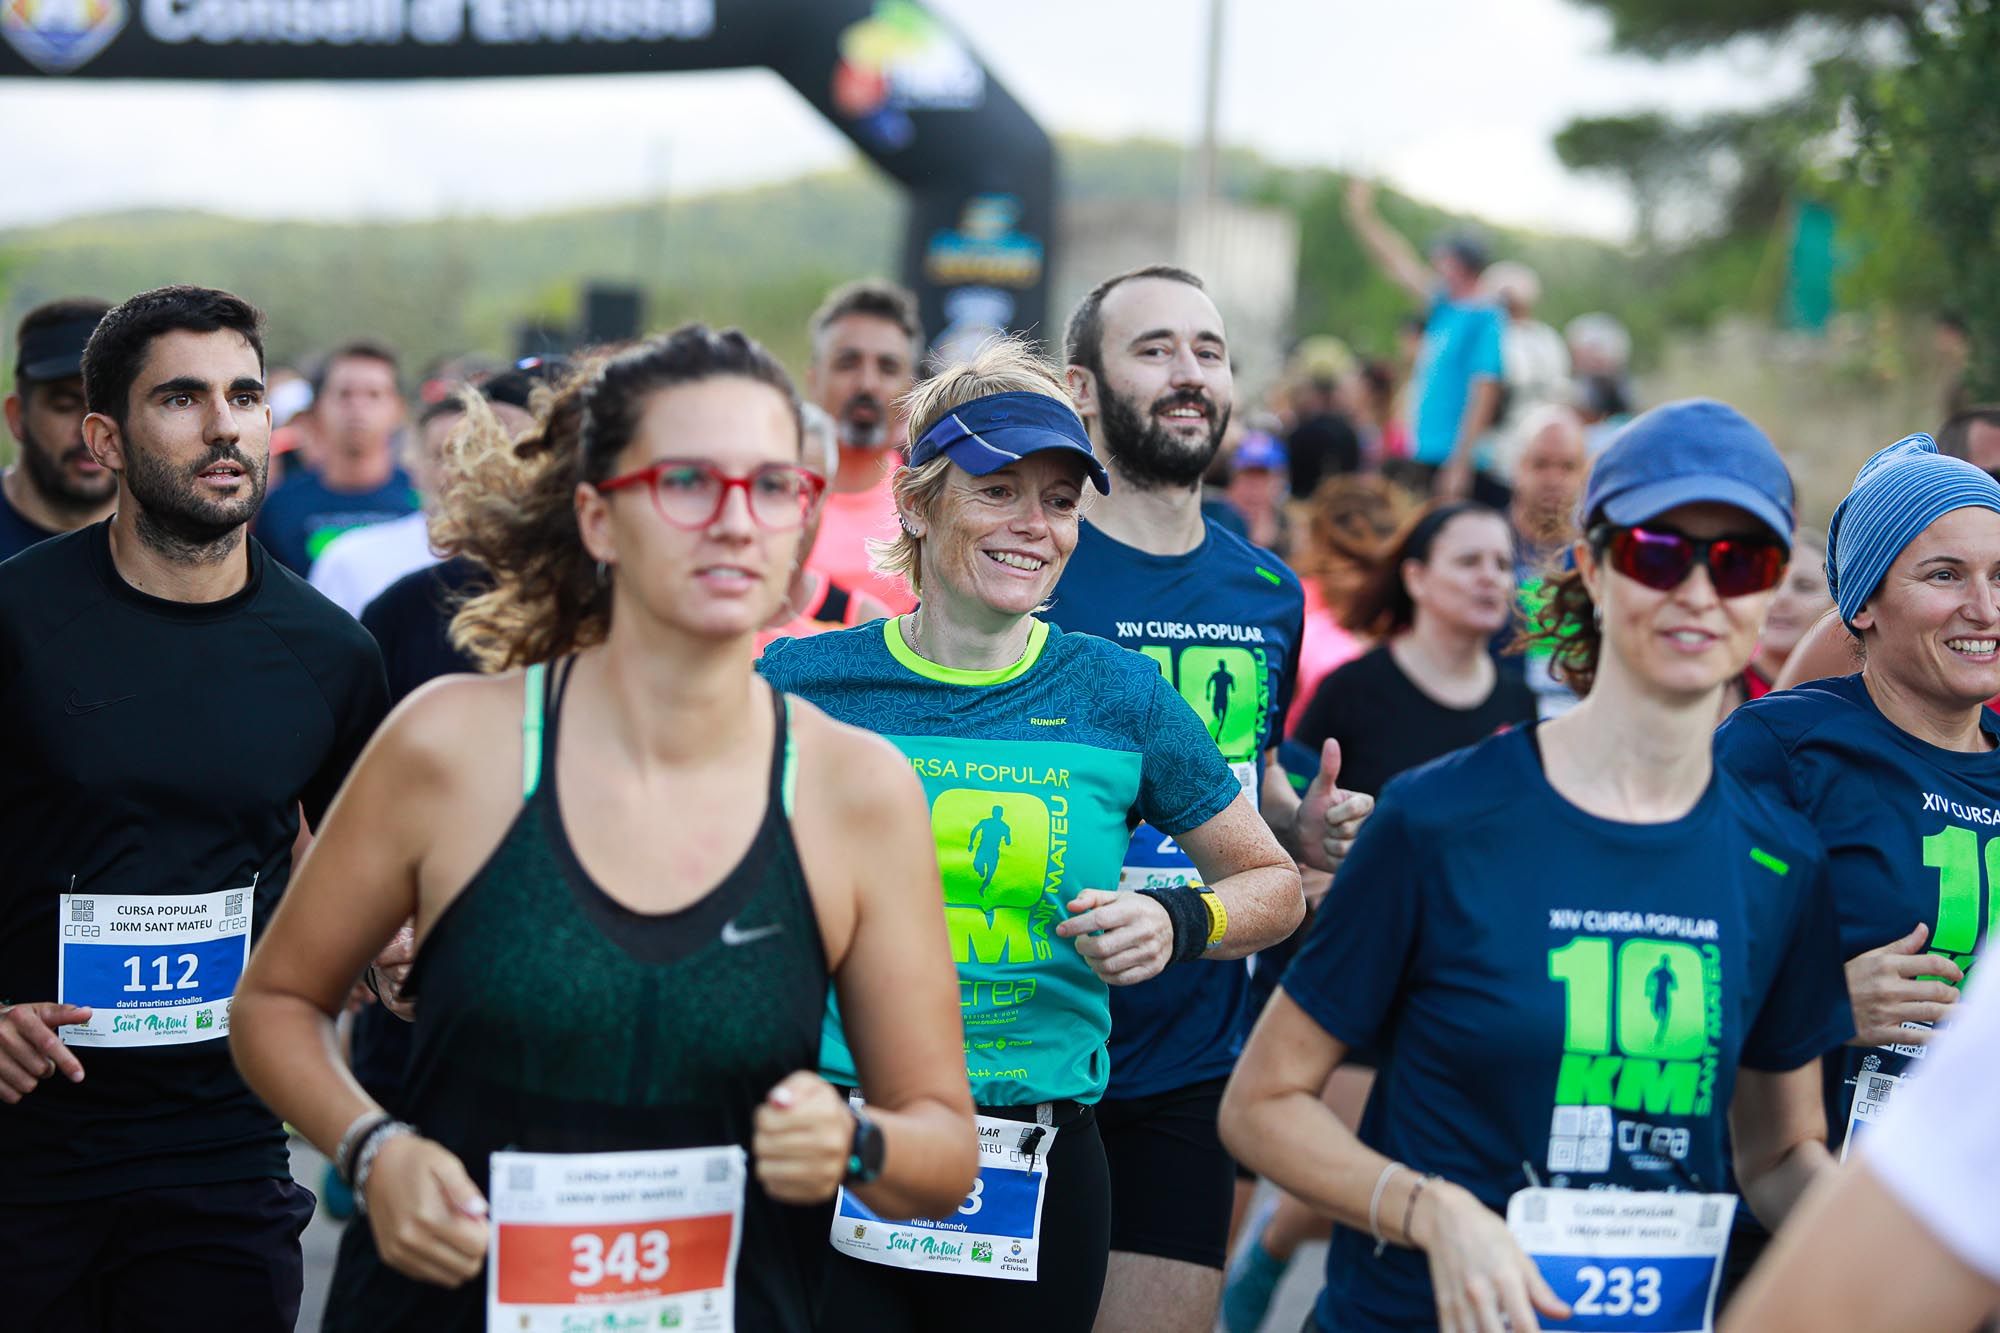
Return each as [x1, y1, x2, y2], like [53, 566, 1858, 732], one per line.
[815, 1112, 1111, 1333]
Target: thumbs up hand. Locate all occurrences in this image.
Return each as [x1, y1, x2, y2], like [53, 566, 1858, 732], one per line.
[1293, 739, 1374, 874]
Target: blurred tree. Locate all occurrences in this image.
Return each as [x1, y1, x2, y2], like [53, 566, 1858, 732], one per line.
[1555, 0, 2000, 376]
[1569, 0, 1920, 55]
[1850, 2, 2000, 397]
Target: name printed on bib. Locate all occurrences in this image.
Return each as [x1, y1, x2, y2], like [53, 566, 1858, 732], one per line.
[57, 886, 252, 1048]
[488, 1145, 746, 1333]
[832, 1112, 1056, 1282]
[1507, 1187, 1737, 1333]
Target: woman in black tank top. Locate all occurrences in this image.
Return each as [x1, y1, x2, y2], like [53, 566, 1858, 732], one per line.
[231, 327, 979, 1331]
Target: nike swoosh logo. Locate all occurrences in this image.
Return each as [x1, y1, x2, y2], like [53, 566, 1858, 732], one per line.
[720, 919, 783, 947]
[65, 689, 137, 716]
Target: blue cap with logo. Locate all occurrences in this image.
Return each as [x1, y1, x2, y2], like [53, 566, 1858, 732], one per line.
[908, 390, 1110, 494]
[1580, 398, 1794, 543]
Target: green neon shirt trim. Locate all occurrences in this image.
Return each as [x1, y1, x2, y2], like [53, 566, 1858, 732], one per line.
[1750, 847, 1790, 876]
[1255, 566, 1282, 586]
[882, 615, 1050, 686]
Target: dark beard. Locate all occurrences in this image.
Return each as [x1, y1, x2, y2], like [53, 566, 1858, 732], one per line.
[838, 392, 887, 449]
[1097, 382, 1230, 491]
[17, 420, 117, 516]
[124, 439, 268, 565]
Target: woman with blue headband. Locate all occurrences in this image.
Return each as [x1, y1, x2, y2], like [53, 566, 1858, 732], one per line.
[1717, 434, 2000, 1166]
[757, 340, 1304, 1331]
[1223, 399, 1850, 1333]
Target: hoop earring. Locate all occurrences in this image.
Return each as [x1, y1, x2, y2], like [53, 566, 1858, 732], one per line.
[596, 560, 611, 587]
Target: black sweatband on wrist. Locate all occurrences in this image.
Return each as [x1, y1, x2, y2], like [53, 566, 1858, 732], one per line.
[1136, 886, 1209, 965]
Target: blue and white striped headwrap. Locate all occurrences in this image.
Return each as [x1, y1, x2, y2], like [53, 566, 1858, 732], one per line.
[1825, 433, 2000, 628]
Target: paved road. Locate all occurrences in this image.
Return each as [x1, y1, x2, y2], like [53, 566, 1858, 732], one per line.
[288, 1145, 1325, 1332]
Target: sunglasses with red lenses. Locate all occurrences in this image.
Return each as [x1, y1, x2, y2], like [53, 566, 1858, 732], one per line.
[1599, 524, 1788, 598]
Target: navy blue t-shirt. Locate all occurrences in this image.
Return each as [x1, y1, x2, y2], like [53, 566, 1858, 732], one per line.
[1717, 673, 2000, 1155]
[1283, 725, 1849, 1332]
[1045, 518, 1303, 1099]
[253, 467, 419, 576]
[0, 487, 60, 565]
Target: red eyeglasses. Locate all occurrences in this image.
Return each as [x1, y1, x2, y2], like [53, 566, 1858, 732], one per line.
[596, 459, 826, 531]
[1600, 524, 1788, 598]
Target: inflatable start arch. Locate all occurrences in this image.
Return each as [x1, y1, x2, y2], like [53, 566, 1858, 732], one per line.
[0, 0, 1057, 355]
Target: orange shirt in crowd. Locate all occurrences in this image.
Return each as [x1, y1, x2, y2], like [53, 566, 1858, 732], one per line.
[806, 473, 917, 615]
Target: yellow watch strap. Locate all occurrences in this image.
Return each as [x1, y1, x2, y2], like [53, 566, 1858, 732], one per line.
[1199, 887, 1228, 950]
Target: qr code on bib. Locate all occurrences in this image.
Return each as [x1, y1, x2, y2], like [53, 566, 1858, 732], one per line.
[1865, 1076, 1893, 1103]
[226, 893, 244, 917]
[70, 901, 92, 922]
[507, 1163, 536, 1193]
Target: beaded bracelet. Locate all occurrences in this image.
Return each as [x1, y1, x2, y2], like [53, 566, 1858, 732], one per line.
[351, 1119, 416, 1216]
[333, 1110, 391, 1185]
[1402, 1173, 1439, 1249]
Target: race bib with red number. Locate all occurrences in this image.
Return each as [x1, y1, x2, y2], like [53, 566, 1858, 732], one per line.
[487, 1145, 745, 1332]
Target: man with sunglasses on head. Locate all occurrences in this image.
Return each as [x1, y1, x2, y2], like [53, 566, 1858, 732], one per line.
[1047, 264, 1371, 1333]
[3, 299, 115, 563]
[0, 286, 388, 1332]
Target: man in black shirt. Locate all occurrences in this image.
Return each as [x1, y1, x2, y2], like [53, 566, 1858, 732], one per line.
[1, 299, 115, 562]
[0, 286, 388, 1331]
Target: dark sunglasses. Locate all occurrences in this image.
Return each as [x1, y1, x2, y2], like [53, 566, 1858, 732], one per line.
[1596, 524, 1788, 598]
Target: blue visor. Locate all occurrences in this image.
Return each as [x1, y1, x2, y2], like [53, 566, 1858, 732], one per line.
[908, 390, 1110, 494]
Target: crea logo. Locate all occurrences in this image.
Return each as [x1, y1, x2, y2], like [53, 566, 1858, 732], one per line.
[831, 0, 983, 150]
[2, 0, 128, 74]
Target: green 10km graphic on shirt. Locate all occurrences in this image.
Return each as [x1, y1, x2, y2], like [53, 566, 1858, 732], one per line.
[1133, 645, 1270, 764]
[1919, 823, 1998, 983]
[1549, 935, 1721, 1123]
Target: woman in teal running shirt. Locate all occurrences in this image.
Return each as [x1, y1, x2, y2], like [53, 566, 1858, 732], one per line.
[758, 340, 1305, 1332]
[231, 326, 979, 1332]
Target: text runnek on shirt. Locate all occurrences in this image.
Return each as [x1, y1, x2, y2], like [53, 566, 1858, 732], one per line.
[757, 618, 1239, 1106]
[0, 523, 388, 1202]
[1716, 673, 2000, 1153]
[1282, 726, 1850, 1332]
[1044, 519, 1304, 1099]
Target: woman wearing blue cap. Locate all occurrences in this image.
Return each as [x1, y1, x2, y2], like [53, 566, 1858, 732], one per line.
[1717, 433, 2000, 1162]
[757, 339, 1304, 1331]
[1221, 399, 1851, 1333]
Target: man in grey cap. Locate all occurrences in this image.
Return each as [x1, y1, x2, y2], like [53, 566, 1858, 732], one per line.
[3, 298, 114, 562]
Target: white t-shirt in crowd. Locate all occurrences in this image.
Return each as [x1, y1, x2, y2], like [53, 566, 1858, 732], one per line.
[308, 511, 439, 618]
[1863, 953, 2000, 1283]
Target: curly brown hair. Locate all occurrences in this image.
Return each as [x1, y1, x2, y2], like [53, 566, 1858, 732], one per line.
[1298, 474, 1413, 612]
[434, 325, 803, 670]
[1513, 544, 1603, 695]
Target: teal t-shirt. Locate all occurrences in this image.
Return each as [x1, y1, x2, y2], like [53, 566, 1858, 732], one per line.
[757, 617, 1240, 1105]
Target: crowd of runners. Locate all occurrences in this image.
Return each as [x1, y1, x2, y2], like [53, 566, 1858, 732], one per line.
[3, 217, 2000, 1333]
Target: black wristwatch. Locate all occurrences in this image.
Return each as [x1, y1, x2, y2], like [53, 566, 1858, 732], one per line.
[844, 1106, 886, 1186]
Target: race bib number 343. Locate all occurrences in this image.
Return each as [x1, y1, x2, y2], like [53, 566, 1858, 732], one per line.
[488, 1146, 746, 1333]
[57, 888, 251, 1048]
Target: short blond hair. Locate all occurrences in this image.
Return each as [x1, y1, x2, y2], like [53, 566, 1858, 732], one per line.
[869, 338, 1076, 600]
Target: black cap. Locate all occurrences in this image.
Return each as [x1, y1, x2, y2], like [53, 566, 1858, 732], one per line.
[17, 314, 105, 383]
